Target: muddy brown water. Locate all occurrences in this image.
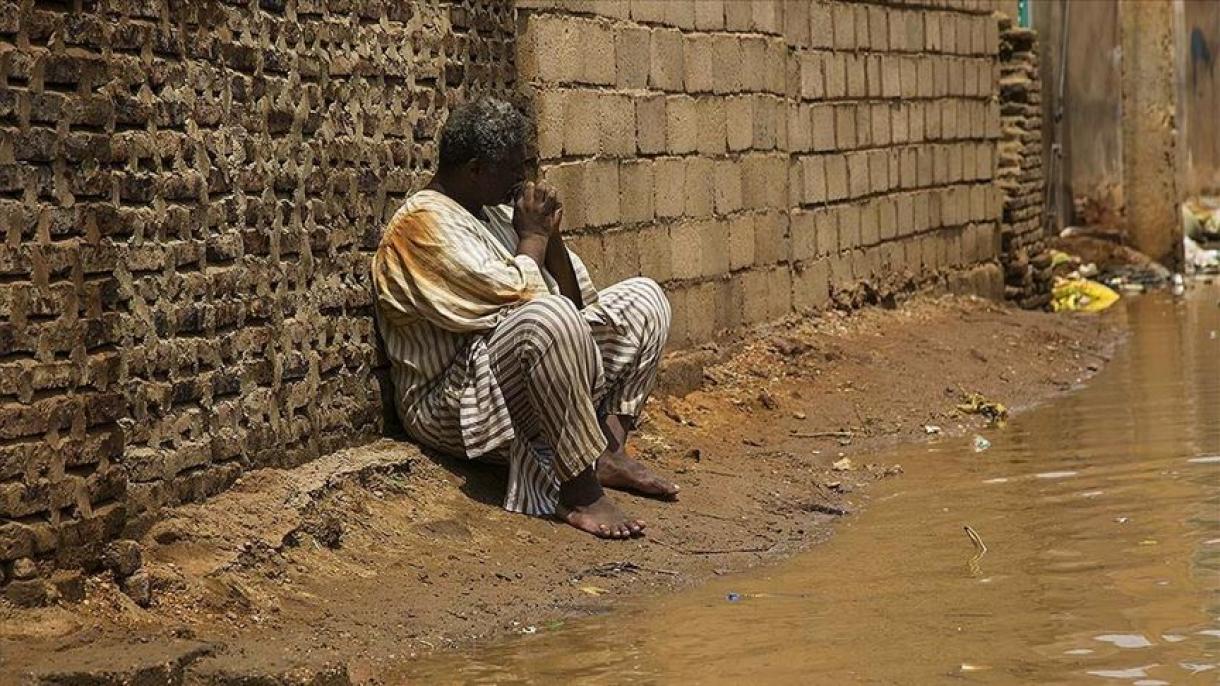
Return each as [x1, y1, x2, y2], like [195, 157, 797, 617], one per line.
[402, 285, 1220, 685]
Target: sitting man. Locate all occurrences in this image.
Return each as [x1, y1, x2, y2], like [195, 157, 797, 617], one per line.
[372, 97, 679, 539]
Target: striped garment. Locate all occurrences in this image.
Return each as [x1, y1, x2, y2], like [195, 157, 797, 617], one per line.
[372, 190, 670, 515]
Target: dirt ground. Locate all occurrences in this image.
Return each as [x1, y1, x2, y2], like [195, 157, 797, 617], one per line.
[0, 294, 1120, 685]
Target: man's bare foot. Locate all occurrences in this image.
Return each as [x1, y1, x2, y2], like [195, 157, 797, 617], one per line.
[557, 467, 646, 539]
[597, 451, 680, 500]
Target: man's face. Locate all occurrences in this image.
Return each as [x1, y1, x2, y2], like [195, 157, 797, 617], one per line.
[470, 146, 536, 207]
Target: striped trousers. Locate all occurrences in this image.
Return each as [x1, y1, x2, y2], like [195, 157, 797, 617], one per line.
[407, 277, 671, 515]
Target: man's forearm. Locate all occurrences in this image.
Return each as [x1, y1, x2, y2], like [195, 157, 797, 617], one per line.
[516, 234, 548, 270]
[544, 235, 584, 309]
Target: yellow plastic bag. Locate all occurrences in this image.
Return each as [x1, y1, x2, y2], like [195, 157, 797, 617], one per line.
[1051, 278, 1120, 313]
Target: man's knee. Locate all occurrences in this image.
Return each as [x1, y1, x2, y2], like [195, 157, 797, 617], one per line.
[511, 294, 594, 354]
[622, 277, 671, 339]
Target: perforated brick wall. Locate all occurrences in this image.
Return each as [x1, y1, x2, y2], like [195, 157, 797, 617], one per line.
[519, 0, 1006, 347]
[996, 17, 1051, 309]
[0, 0, 515, 579]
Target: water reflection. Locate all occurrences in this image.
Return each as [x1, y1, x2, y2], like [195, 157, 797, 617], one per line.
[402, 284, 1220, 684]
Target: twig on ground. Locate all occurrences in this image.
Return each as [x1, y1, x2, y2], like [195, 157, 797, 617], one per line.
[790, 430, 854, 439]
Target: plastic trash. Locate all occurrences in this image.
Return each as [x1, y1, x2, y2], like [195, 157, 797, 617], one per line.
[972, 435, 992, 453]
[726, 592, 742, 602]
[1051, 278, 1121, 313]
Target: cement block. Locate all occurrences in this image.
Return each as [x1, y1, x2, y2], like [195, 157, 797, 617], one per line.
[793, 258, 831, 311]
[694, 97, 727, 155]
[813, 207, 838, 256]
[701, 218, 731, 277]
[665, 95, 698, 154]
[905, 11, 925, 54]
[752, 0, 782, 35]
[880, 194, 899, 240]
[859, 199, 880, 246]
[581, 159, 620, 227]
[599, 93, 636, 157]
[871, 103, 891, 147]
[800, 52, 825, 100]
[868, 5, 888, 50]
[788, 103, 812, 153]
[726, 96, 754, 152]
[868, 149, 889, 195]
[811, 105, 836, 151]
[801, 155, 827, 204]
[766, 266, 793, 320]
[866, 54, 883, 97]
[616, 26, 651, 89]
[846, 54, 867, 98]
[619, 159, 655, 224]
[562, 90, 600, 156]
[739, 36, 767, 92]
[724, 0, 752, 31]
[713, 160, 743, 214]
[653, 157, 686, 219]
[728, 213, 756, 270]
[695, 0, 725, 30]
[900, 146, 917, 189]
[825, 155, 848, 201]
[684, 34, 715, 93]
[543, 162, 586, 230]
[665, 0, 696, 30]
[635, 94, 667, 154]
[881, 55, 901, 98]
[533, 89, 566, 158]
[837, 203, 861, 250]
[765, 38, 787, 94]
[809, 2, 833, 49]
[649, 28, 685, 91]
[630, 0, 667, 24]
[896, 193, 914, 239]
[520, 14, 582, 84]
[888, 9, 907, 51]
[790, 209, 817, 261]
[834, 104, 856, 149]
[900, 57, 918, 98]
[752, 94, 778, 151]
[684, 157, 715, 217]
[832, 3, 856, 50]
[855, 105, 873, 148]
[669, 220, 702, 280]
[847, 151, 869, 199]
[853, 3, 870, 48]
[581, 20, 617, 86]
[823, 53, 847, 99]
[601, 228, 642, 283]
[637, 224, 673, 281]
[784, 0, 810, 48]
[908, 101, 925, 142]
[926, 9, 942, 51]
[891, 103, 908, 144]
[712, 34, 743, 94]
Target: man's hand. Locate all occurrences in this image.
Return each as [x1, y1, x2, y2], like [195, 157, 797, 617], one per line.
[513, 181, 562, 242]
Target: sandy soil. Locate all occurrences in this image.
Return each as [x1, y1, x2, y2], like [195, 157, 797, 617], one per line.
[0, 295, 1120, 685]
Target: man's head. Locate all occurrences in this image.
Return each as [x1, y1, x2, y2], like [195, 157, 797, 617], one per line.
[437, 97, 534, 207]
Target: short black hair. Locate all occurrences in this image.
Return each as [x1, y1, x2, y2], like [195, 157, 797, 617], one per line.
[437, 96, 530, 170]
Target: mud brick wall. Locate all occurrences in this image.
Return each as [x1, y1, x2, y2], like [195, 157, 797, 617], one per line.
[518, 0, 1006, 348]
[0, 0, 515, 582]
[996, 18, 1050, 309]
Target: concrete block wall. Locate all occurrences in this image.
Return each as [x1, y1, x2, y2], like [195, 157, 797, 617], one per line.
[518, 0, 1006, 348]
[0, 0, 515, 586]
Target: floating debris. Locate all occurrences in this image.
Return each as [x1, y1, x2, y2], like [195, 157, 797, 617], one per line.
[924, 424, 942, 434]
[831, 457, 854, 471]
[957, 393, 1009, 425]
[972, 435, 992, 452]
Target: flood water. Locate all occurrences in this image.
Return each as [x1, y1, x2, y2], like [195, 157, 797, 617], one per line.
[405, 284, 1220, 684]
